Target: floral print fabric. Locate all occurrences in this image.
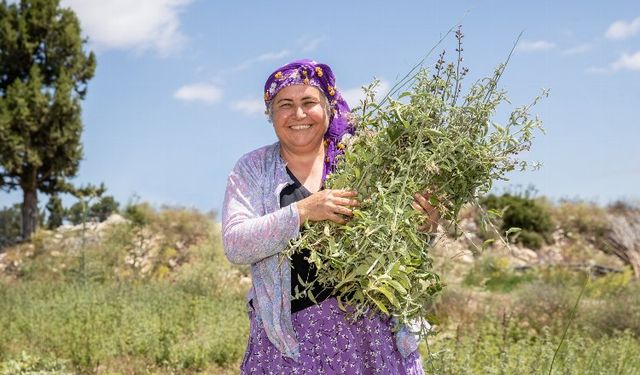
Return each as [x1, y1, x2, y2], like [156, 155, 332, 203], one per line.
[241, 297, 425, 375]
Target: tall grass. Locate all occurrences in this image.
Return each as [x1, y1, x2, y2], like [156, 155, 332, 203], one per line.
[0, 207, 250, 374]
[1, 205, 639, 374]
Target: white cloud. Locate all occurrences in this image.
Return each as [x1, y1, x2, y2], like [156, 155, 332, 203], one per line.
[231, 99, 265, 116]
[605, 17, 640, 40]
[585, 50, 640, 74]
[61, 0, 192, 54]
[612, 51, 640, 71]
[341, 80, 390, 109]
[563, 43, 593, 55]
[174, 83, 222, 104]
[233, 49, 291, 71]
[515, 40, 556, 53]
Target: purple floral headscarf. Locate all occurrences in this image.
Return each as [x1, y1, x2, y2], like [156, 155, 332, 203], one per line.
[264, 59, 354, 181]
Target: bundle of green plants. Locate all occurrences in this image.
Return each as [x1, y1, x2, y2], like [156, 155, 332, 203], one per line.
[288, 29, 546, 333]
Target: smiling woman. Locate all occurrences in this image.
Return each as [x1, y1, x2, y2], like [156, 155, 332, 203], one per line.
[222, 59, 427, 374]
[271, 85, 330, 169]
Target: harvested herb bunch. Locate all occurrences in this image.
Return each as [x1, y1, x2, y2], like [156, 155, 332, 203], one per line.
[288, 33, 546, 333]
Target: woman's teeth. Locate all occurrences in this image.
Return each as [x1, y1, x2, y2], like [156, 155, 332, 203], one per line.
[290, 124, 311, 130]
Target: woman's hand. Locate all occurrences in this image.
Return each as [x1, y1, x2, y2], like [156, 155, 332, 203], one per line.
[411, 191, 440, 234]
[296, 189, 360, 226]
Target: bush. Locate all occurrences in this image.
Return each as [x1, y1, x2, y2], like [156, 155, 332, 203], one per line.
[463, 255, 535, 292]
[512, 280, 576, 334]
[123, 202, 155, 227]
[552, 200, 609, 239]
[480, 192, 553, 248]
[582, 281, 640, 338]
[517, 230, 545, 250]
[0, 204, 22, 249]
[67, 195, 120, 225]
[45, 195, 65, 230]
[0, 352, 71, 375]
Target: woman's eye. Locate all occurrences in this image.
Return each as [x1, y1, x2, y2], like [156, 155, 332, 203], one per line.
[280, 103, 292, 109]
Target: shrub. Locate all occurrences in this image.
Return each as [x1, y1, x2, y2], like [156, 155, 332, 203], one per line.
[463, 255, 535, 292]
[512, 280, 576, 334]
[517, 230, 545, 250]
[552, 200, 609, 239]
[0, 352, 71, 375]
[45, 195, 65, 230]
[582, 281, 640, 338]
[123, 202, 155, 227]
[0, 204, 22, 249]
[480, 192, 553, 248]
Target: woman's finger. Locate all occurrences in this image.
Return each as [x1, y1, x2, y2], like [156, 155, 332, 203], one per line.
[328, 213, 348, 225]
[335, 197, 360, 207]
[414, 193, 431, 210]
[333, 205, 354, 217]
[411, 201, 426, 213]
[333, 189, 358, 197]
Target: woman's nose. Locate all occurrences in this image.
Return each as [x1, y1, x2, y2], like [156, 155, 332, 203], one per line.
[295, 105, 306, 119]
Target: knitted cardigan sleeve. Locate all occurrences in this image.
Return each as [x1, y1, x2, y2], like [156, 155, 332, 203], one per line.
[222, 151, 300, 265]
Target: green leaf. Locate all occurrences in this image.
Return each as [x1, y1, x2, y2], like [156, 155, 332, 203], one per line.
[383, 279, 408, 295]
[505, 227, 521, 236]
[307, 289, 317, 304]
[369, 296, 389, 315]
[374, 285, 400, 308]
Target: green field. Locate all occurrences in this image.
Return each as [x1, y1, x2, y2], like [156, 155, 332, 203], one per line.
[1, 205, 639, 374]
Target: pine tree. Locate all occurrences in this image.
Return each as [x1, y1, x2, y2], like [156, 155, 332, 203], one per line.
[0, 0, 96, 239]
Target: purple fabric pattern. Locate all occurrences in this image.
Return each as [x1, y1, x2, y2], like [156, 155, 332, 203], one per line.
[263, 59, 354, 181]
[241, 297, 425, 375]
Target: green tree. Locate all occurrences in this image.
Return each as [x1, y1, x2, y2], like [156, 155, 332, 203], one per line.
[0, 0, 96, 240]
[90, 195, 119, 222]
[45, 194, 64, 229]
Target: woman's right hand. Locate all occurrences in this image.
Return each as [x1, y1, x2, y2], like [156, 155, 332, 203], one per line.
[296, 189, 360, 225]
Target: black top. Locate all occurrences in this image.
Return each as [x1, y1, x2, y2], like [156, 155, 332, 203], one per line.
[281, 168, 334, 313]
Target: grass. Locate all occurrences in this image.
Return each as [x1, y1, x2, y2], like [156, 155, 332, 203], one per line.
[0, 280, 249, 373]
[1, 204, 639, 374]
[422, 324, 640, 374]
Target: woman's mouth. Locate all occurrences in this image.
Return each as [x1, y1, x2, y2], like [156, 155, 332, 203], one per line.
[290, 124, 311, 130]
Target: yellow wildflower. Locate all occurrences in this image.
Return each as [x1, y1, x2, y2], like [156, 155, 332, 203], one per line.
[315, 66, 323, 77]
[274, 71, 283, 80]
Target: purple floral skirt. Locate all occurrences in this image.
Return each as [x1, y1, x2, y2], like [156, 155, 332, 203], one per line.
[240, 297, 425, 374]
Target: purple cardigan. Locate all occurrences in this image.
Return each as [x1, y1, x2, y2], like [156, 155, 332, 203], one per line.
[222, 142, 419, 361]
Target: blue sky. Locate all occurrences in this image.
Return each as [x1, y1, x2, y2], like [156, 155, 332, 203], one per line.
[2, 0, 639, 215]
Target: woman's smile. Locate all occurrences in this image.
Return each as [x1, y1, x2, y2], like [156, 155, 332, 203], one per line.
[271, 84, 329, 152]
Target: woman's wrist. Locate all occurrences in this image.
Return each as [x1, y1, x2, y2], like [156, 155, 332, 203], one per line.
[295, 201, 308, 226]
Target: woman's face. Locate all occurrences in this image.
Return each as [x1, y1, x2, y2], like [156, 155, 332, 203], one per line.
[270, 84, 329, 153]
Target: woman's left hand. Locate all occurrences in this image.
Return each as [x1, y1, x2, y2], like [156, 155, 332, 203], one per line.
[411, 191, 440, 234]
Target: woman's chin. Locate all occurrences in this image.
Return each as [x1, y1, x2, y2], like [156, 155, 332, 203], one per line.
[281, 137, 323, 151]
